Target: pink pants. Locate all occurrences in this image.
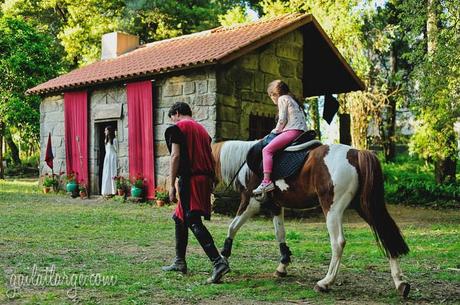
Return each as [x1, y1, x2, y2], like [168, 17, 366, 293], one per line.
[262, 129, 304, 175]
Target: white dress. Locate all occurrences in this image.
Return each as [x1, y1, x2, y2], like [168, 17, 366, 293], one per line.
[101, 139, 118, 195]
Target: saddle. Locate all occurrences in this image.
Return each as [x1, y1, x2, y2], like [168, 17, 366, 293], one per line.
[246, 130, 322, 180]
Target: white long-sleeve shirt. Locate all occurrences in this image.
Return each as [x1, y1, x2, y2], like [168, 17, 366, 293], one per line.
[272, 95, 307, 133]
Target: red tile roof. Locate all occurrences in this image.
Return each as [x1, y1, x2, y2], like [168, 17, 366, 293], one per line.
[28, 13, 317, 95]
[28, 13, 363, 95]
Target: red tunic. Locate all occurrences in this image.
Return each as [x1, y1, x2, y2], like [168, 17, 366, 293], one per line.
[171, 119, 214, 222]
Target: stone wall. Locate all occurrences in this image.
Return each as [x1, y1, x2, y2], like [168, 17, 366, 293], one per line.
[40, 95, 66, 175]
[154, 68, 217, 188]
[216, 29, 304, 140]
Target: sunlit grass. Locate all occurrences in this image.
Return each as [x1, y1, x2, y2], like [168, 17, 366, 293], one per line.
[0, 179, 459, 304]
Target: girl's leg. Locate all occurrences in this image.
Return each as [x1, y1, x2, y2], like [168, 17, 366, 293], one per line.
[254, 130, 303, 195]
[262, 130, 303, 179]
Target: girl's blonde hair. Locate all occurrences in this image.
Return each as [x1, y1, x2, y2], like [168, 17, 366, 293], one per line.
[267, 80, 304, 111]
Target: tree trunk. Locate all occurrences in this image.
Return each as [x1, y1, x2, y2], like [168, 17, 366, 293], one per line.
[427, 0, 438, 55]
[435, 125, 457, 184]
[4, 128, 21, 165]
[435, 158, 457, 184]
[0, 121, 4, 179]
[309, 97, 321, 140]
[339, 113, 352, 145]
[383, 96, 397, 162]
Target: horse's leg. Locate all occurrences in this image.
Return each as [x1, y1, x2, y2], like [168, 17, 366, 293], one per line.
[315, 203, 347, 292]
[273, 208, 292, 277]
[221, 197, 261, 258]
[389, 257, 411, 298]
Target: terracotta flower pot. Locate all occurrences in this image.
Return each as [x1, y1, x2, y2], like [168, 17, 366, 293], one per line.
[79, 191, 87, 199]
[117, 189, 125, 196]
[156, 199, 165, 207]
[43, 187, 51, 194]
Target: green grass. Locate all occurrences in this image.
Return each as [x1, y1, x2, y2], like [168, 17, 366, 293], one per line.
[1, 179, 459, 304]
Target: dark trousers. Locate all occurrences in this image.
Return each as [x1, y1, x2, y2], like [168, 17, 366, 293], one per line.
[173, 215, 220, 262]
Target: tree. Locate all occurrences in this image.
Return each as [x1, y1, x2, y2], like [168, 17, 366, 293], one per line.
[400, 0, 459, 183]
[0, 16, 64, 165]
[218, 5, 254, 26]
[2, 0, 250, 67]
[361, 0, 412, 161]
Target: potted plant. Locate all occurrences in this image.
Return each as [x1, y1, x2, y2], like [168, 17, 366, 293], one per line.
[65, 172, 78, 193]
[78, 181, 88, 199]
[130, 174, 144, 198]
[154, 187, 169, 207]
[113, 176, 128, 196]
[42, 174, 57, 193]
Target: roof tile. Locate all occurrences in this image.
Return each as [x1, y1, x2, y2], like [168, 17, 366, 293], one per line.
[28, 13, 310, 94]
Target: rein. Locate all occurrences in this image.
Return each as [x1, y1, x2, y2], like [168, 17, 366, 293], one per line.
[220, 160, 247, 195]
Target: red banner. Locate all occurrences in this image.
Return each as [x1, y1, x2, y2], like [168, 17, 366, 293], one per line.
[127, 81, 155, 199]
[64, 91, 88, 187]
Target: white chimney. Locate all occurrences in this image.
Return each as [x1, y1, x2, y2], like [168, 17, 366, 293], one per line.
[101, 32, 139, 60]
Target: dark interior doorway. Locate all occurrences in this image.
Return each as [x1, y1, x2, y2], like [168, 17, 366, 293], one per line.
[96, 121, 117, 194]
[249, 113, 276, 140]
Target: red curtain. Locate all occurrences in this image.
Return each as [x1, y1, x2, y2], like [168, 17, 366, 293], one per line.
[127, 81, 155, 199]
[64, 91, 88, 186]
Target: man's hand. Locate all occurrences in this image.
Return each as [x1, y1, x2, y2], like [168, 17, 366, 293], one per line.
[169, 186, 177, 203]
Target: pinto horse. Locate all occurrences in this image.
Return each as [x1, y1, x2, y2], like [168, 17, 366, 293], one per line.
[211, 140, 410, 297]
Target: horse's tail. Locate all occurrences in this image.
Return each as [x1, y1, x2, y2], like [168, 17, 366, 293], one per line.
[356, 150, 409, 258]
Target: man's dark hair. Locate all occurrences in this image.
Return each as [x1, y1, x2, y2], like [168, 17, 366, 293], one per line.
[167, 102, 192, 118]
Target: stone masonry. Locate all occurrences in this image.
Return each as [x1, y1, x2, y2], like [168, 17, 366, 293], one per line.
[216, 29, 304, 140]
[40, 95, 66, 175]
[154, 68, 217, 188]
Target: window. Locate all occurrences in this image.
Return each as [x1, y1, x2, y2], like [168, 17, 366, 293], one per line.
[249, 113, 276, 140]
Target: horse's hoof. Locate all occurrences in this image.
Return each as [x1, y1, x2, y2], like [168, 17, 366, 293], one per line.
[274, 270, 287, 278]
[314, 284, 329, 293]
[397, 282, 410, 298]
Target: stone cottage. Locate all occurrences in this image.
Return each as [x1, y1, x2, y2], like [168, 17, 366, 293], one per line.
[28, 13, 364, 199]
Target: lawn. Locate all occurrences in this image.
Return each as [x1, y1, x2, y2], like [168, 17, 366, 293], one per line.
[0, 179, 459, 304]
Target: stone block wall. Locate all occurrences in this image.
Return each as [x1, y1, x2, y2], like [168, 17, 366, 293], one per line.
[153, 68, 217, 188]
[40, 95, 66, 175]
[216, 29, 304, 140]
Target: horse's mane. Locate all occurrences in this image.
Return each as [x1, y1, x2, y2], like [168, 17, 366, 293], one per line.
[212, 140, 258, 190]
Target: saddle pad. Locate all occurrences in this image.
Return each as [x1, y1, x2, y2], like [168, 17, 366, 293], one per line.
[246, 140, 322, 180]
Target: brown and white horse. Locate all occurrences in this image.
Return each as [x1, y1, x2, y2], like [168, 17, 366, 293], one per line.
[212, 140, 411, 297]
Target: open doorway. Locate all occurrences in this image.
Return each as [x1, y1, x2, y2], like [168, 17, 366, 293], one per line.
[95, 121, 118, 194]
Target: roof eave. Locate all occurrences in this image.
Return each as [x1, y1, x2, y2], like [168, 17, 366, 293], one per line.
[27, 60, 217, 96]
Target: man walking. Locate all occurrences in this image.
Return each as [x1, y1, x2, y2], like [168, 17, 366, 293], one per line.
[162, 102, 229, 284]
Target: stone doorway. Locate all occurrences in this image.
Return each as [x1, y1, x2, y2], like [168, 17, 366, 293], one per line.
[95, 121, 118, 194]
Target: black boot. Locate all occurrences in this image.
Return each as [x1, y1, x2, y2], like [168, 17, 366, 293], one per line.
[162, 220, 188, 274]
[206, 256, 230, 284]
[189, 221, 230, 283]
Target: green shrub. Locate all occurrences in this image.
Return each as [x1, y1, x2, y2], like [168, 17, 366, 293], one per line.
[381, 153, 459, 208]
